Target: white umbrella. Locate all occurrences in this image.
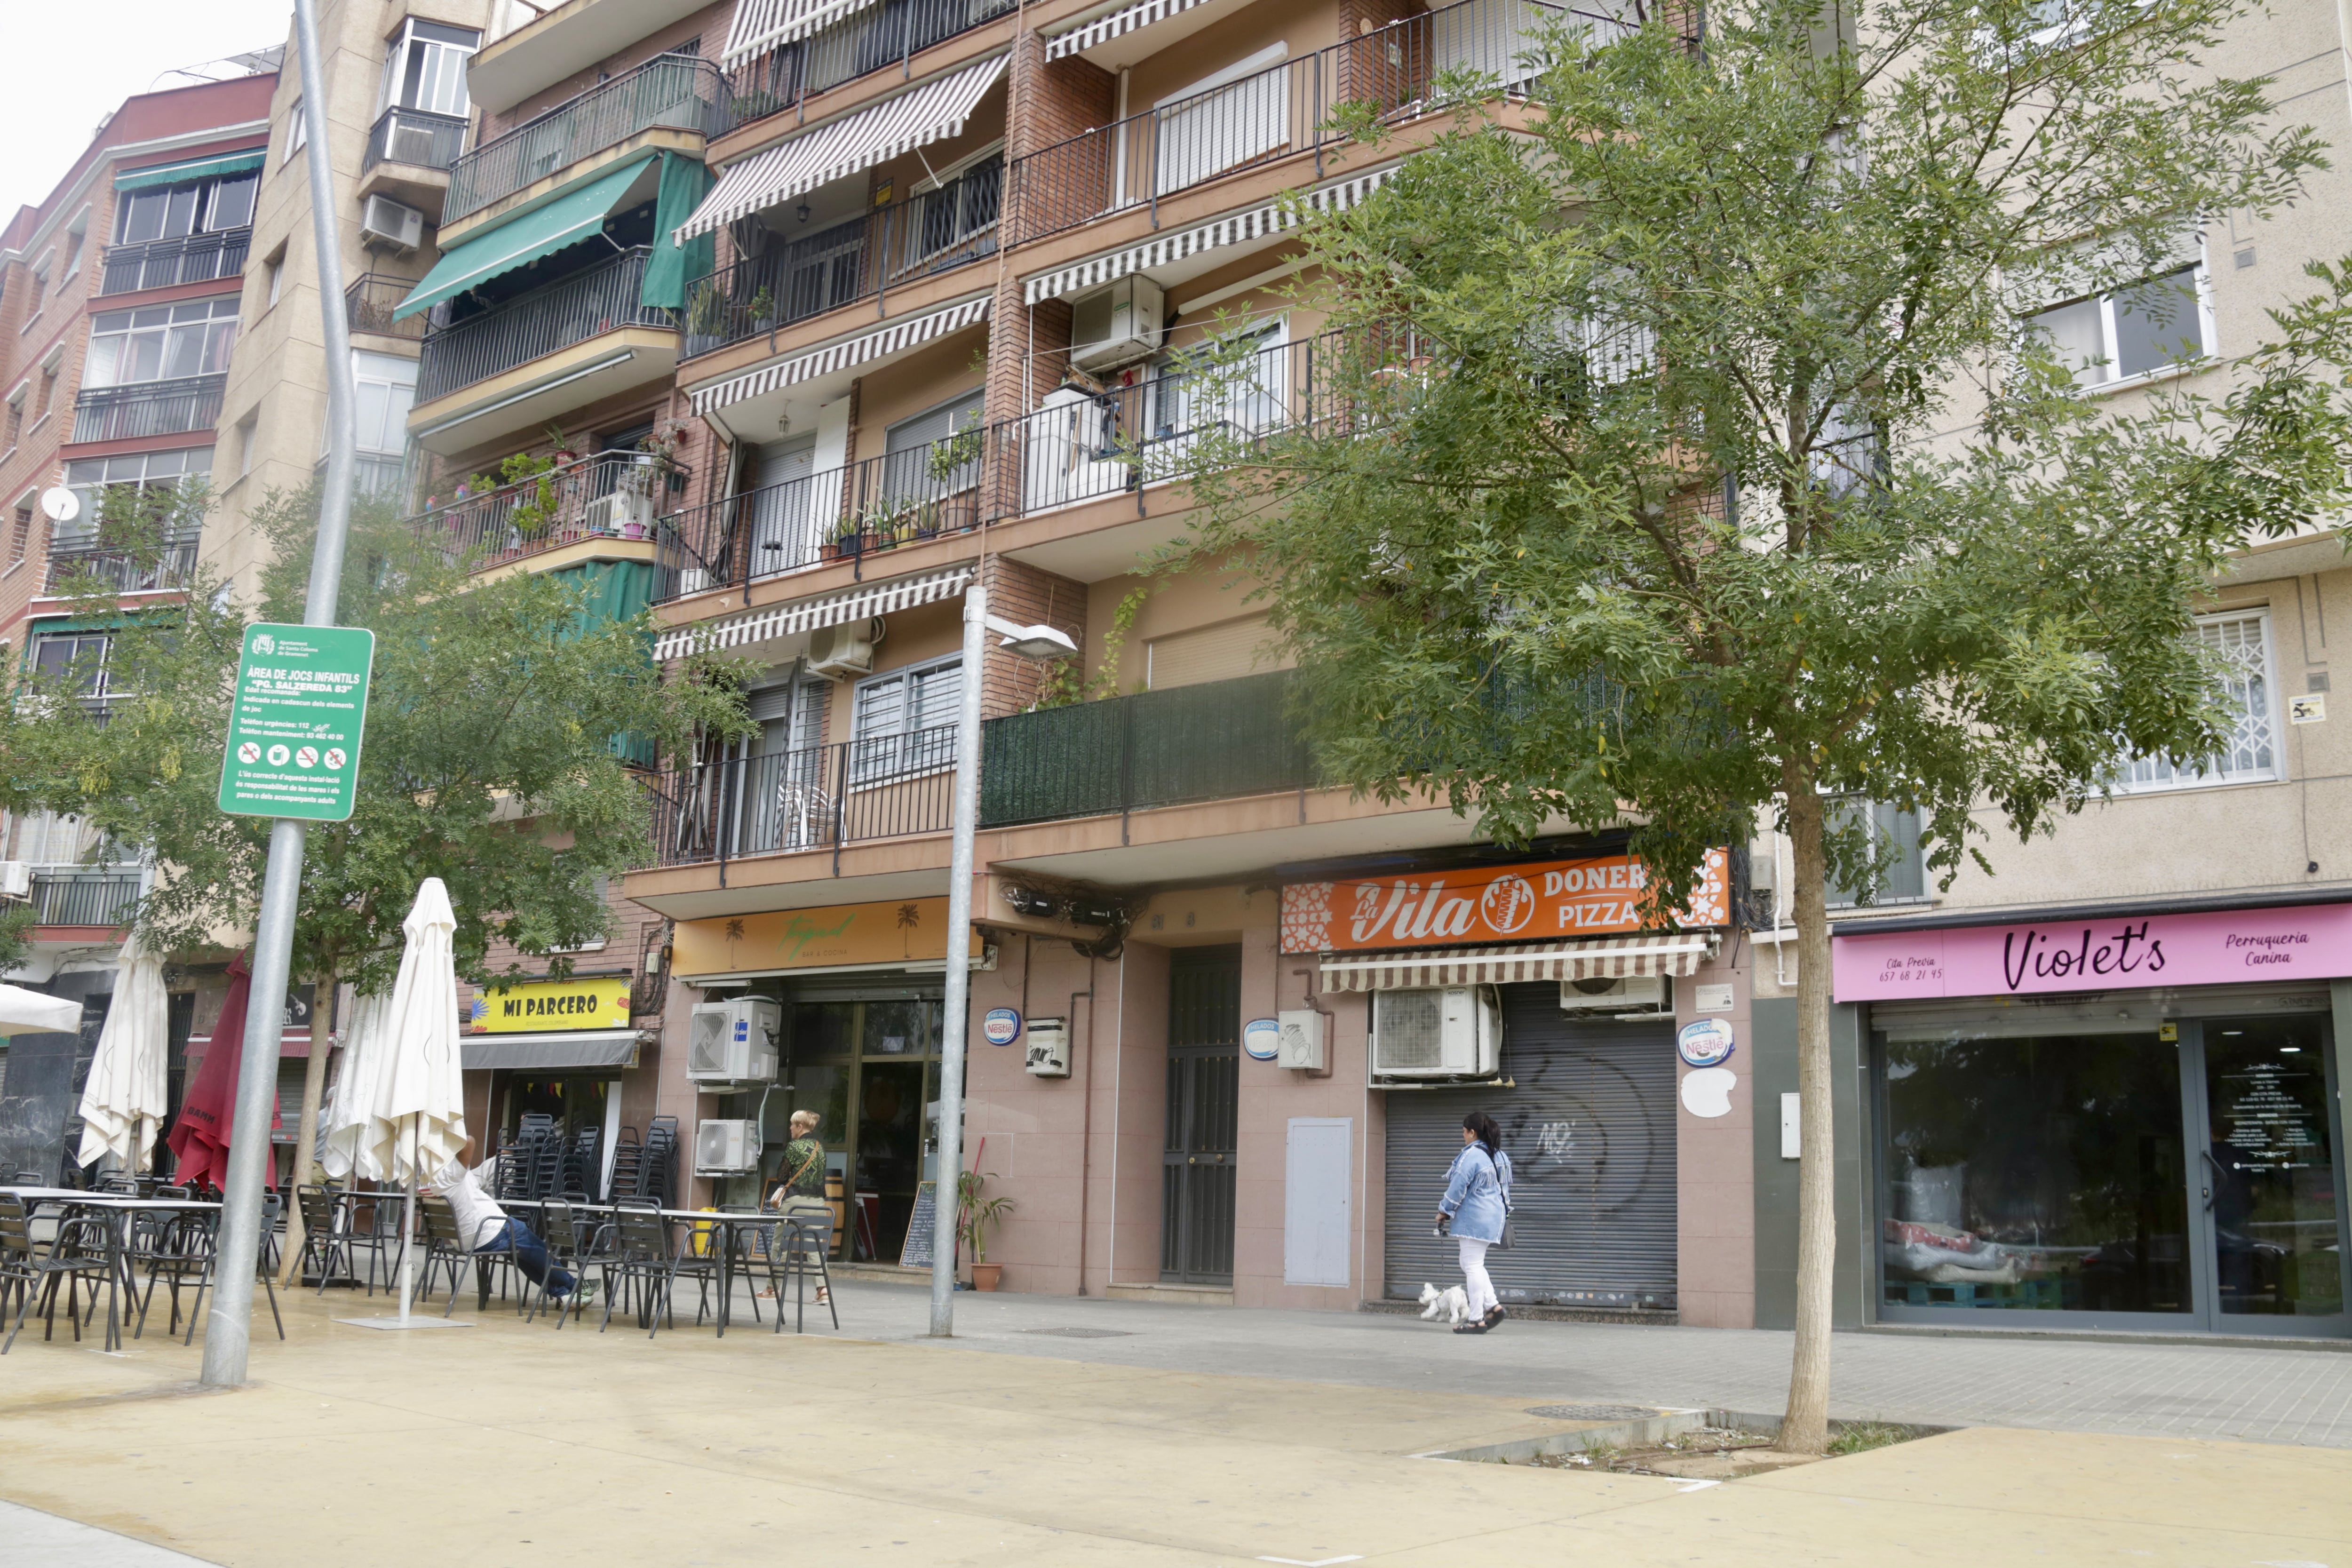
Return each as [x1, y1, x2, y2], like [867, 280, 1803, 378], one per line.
[317, 988, 393, 1183]
[75, 935, 170, 1171]
[0, 983, 82, 1036]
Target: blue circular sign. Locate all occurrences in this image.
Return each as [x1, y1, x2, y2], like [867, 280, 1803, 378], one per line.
[1677, 1018, 1736, 1068]
[1242, 1018, 1281, 1061]
[983, 1007, 1022, 1046]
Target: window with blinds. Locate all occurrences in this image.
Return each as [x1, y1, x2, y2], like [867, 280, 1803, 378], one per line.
[850, 655, 960, 782]
[1145, 614, 1285, 690]
[2115, 612, 2279, 791]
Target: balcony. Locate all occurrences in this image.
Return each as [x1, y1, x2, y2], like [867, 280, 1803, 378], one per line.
[365, 106, 469, 172]
[654, 428, 979, 601]
[445, 55, 730, 226]
[318, 452, 413, 503]
[346, 272, 429, 341]
[681, 161, 1000, 358]
[71, 374, 228, 444]
[722, 0, 1017, 136]
[409, 449, 689, 572]
[43, 533, 201, 595]
[647, 726, 958, 868]
[28, 870, 144, 928]
[416, 246, 673, 403]
[99, 229, 250, 295]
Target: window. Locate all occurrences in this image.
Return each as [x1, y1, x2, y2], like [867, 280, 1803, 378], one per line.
[28, 631, 118, 710]
[84, 298, 239, 388]
[380, 19, 481, 116]
[5, 386, 23, 446]
[1825, 799, 1925, 908]
[902, 147, 1002, 270]
[235, 414, 259, 477]
[36, 366, 56, 419]
[114, 171, 258, 245]
[264, 247, 285, 307]
[286, 98, 307, 161]
[882, 388, 984, 505]
[61, 228, 87, 282]
[61, 446, 213, 548]
[352, 350, 416, 456]
[850, 655, 961, 782]
[9, 505, 30, 566]
[2114, 612, 2278, 791]
[1149, 321, 1285, 442]
[2026, 263, 2209, 388]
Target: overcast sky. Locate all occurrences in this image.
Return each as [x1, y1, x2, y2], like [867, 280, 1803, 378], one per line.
[1, 0, 295, 227]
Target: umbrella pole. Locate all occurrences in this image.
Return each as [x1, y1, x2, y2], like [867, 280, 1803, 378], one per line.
[398, 1121, 417, 1324]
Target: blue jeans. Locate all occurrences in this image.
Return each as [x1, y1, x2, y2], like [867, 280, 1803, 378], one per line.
[476, 1218, 576, 1297]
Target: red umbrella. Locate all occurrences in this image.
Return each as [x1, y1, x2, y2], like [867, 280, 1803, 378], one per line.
[167, 953, 280, 1191]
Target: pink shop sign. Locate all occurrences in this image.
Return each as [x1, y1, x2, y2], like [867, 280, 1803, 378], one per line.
[1830, 902, 2352, 1002]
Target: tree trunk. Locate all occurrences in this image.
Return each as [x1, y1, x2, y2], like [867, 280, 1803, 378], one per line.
[276, 967, 337, 1289]
[1776, 772, 1836, 1455]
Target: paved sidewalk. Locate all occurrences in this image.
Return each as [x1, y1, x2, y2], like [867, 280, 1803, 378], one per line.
[3, 1500, 219, 1566]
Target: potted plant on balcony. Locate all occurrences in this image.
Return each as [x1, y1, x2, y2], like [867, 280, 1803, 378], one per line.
[956, 1170, 1013, 1292]
[747, 284, 777, 333]
[821, 510, 865, 561]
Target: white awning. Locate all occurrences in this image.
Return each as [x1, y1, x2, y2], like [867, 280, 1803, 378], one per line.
[686, 293, 991, 416]
[1044, 0, 1219, 58]
[678, 55, 1009, 242]
[1021, 164, 1397, 304]
[1318, 933, 1719, 992]
[721, 0, 883, 65]
[656, 565, 976, 659]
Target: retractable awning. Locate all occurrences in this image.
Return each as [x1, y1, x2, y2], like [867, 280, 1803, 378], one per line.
[685, 293, 991, 417]
[115, 151, 266, 191]
[460, 1030, 645, 1071]
[655, 565, 975, 659]
[1318, 933, 1719, 991]
[393, 155, 655, 320]
[721, 0, 885, 64]
[1045, 0, 1218, 59]
[677, 55, 1008, 243]
[1021, 164, 1397, 304]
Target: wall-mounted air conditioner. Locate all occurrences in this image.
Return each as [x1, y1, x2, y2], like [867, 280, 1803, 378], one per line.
[1070, 276, 1165, 371]
[1369, 987, 1500, 1082]
[359, 194, 425, 254]
[585, 489, 656, 538]
[807, 618, 879, 680]
[1557, 975, 1670, 1016]
[1276, 1009, 1325, 1071]
[686, 996, 780, 1082]
[0, 861, 30, 900]
[694, 1118, 761, 1173]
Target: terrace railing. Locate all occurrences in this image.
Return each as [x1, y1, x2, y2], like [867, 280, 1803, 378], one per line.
[445, 54, 731, 223]
[346, 271, 429, 340]
[722, 0, 1018, 134]
[416, 246, 672, 401]
[71, 374, 228, 444]
[43, 533, 201, 595]
[99, 229, 251, 295]
[408, 449, 690, 571]
[646, 725, 959, 867]
[364, 105, 469, 172]
[28, 870, 145, 928]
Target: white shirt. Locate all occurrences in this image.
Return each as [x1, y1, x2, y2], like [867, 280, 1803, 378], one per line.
[433, 1156, 509, 1249]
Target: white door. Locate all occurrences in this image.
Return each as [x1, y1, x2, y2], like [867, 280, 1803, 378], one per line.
[745, 435, 818, 577]
[1284, 1117, 1352, 1287]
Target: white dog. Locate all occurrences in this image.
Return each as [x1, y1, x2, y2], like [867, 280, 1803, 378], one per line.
[1418, 1281, 1470, 1326]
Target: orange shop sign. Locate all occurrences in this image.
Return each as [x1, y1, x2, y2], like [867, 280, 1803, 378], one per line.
[672, 897, 984, 978]
[1279, 849, 1730, 955]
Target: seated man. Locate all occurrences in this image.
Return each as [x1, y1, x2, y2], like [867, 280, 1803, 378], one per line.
[430, 1154, 593, 1306]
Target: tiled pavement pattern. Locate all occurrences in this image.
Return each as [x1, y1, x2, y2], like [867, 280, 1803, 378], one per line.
[831, 1280, 2352, 1448]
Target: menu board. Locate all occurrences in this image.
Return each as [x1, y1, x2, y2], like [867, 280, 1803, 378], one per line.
[899, 1178, 939, 1270]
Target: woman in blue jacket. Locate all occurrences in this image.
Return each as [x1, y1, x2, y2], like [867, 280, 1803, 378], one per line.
[1437, 1111, 1512, 1334]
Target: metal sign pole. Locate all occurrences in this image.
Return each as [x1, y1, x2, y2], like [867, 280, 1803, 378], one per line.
[199, 0, 364, 1388]
[929, 584, 988, 1336]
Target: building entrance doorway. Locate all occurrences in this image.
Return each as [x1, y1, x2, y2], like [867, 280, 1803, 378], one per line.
[1162, 946, 1240, 1284]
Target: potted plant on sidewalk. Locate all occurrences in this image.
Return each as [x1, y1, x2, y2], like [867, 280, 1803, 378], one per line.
[957, 1169, 1014, 1291]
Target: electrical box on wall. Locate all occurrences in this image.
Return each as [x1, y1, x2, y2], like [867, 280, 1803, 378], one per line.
[1024, 1016, 1070, 1077]
[1070, 276, 1166, 370]
[1276, 1009, 1326, 1071]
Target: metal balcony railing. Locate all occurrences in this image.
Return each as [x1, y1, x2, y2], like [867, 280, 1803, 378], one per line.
[409, 449, 690, 571]
[43, 534, 201, 594]
[978, 670, 1314, 828]
[28, 870, 144, 928]
[416, 247, 673, 401]
[1007, 0, 1639, 245]
[646, 725, 959, 867]
[445, 55, 731, 223]
[365, 105, 469, 172]
[346, 271, 429, 339]
[653, 428, 980, 602]
[71, 374, 228, 444]
[99, 228, 251, 294]
[723, 0, 1018, 134]
[680, 162, 1000, 358]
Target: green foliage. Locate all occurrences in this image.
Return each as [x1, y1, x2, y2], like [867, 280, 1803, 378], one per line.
[1827, 1422, 1917, 1456]
[0, 903, 35, 975]
[0, 481, 754, 995]
[467, 451, 562, 537]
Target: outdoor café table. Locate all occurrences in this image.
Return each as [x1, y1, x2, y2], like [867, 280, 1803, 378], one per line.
[0, 1187, 221, 1352]
[656, 1208, 780, 1338]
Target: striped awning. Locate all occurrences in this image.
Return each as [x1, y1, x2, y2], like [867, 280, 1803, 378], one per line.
[115, 150, 266, 191]
[1022, 165, 1397, 304]
[677, 55, 1009, 242]
[655, 565, 976, 659]
[1044, 0, 1217, 59]
[1318, 934, 1719, 992]
[721, 0, 883, 64]
[687, 293, 991, 416]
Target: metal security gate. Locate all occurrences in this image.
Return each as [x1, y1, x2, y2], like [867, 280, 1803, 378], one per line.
[1383, 984, 1677, 1311]
[1163, 946, 1241, 1283]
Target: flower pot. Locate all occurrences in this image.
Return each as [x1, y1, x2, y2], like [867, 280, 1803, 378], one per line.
[970, 1262, 1002, 1292]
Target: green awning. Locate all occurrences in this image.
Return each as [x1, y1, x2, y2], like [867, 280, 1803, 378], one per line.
[639, 152, 714, 311]
[115, 151, 265, 191]
[393, 156, 656, 321]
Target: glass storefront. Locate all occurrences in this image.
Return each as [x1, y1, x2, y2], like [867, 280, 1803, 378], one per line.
[1873, 1009, 2346, 1332]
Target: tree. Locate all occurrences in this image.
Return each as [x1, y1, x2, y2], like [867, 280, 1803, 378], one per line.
[1175, 0, 2352, 1451]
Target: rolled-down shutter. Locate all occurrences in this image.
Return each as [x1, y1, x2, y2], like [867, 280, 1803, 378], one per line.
[1382, 983, 1677, 1311]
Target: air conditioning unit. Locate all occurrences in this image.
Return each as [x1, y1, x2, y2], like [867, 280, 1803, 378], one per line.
[1558, 975, 1670, 1016]
[807, 618, 878, 680]
[585, 489, 656, 538]
[359, 194, 425, 254]
[0, 861, 30, 900]
[686, 996, 781, 1082]
[1276, 1008, 1326, 1071]
[1369, 987, 1501, 1081]
[1070, 276, 1165, 371]
[694, 1118, 761, 1173]
[1024, 1016, 1070, 1077]
[677, 567, 710, 597]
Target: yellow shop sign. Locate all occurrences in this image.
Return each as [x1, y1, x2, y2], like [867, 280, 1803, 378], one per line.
[673, 897, 981, 978]
[469, 975, 632, 1034]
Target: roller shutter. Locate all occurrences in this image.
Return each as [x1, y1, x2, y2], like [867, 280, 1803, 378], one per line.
[1382, 983, 1677, 1311]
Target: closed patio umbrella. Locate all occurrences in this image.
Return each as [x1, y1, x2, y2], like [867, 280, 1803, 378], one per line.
[76, 935, 171, 1171]
[167, 954, 279, 1192]
[0, 984, 82, 1036]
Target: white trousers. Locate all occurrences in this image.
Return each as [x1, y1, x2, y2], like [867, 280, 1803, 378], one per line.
[1458, 1237, 1497, 1316]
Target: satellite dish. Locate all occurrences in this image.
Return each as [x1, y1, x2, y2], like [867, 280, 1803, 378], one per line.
[39, 487, 78, 524]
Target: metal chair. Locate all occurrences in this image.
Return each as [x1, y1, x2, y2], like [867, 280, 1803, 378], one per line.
[0, 1195, 114, 1353]
[766, 1214, 839, 1334]
[598, 1203, 678, 1337]
[129, 1208, 281, 1346]
[415, 1197, 496, 1317]
[525, 1199, 610, 1328]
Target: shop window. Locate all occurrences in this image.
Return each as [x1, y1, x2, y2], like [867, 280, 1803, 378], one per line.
[1825, 799, 1924, 909]
[849, 654, 960, 784]
[2025, 262, 2209, 388]
[2114, 612, 2278, 792]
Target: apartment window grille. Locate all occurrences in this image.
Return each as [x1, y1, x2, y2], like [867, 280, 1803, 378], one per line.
[2116, 612, 2279, 792]
[2026, 263, 2210, 388]
[850, 654, 961, 783]
[84, 297, 239, 388]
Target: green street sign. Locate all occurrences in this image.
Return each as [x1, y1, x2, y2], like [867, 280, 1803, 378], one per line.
[217, 623, 375, 821]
